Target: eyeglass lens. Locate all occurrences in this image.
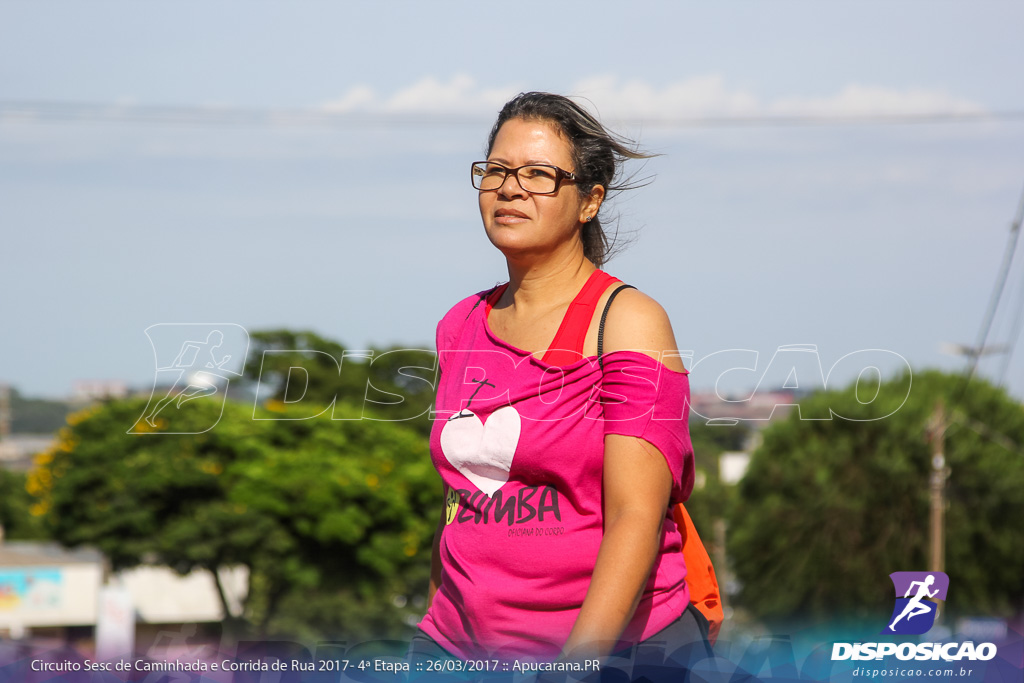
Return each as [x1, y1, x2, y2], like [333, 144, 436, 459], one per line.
[472, 163, 560, 194]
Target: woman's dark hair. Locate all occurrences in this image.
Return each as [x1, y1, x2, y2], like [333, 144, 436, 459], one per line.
[486, 91, 654, 267]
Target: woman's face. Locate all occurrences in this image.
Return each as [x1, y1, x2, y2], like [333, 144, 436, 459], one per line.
[479, 117, 602, 262]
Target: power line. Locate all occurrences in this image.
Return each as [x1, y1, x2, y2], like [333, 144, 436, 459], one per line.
[948, 409, 1024, 458]
[996, 232, 1024, 387]
[2, 100, 1024, 129]
[955, 183, 1024, 401]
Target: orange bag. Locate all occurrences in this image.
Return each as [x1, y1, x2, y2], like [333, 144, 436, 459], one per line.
[672, 503, 723, 644]
[598, 284, 724, 644]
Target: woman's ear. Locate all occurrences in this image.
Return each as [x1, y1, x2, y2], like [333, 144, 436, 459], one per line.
[580, 185, 605, 223]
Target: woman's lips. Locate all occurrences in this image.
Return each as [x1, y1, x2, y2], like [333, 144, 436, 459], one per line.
[495, 209, 528, 225]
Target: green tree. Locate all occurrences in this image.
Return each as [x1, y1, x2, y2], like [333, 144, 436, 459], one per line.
[230, 398, 438, 640]
[0, 468, 47, 539]
[728, 369, 1024, 623]
[684, 420, 750, 540]
[7, 386, 72, 434]
[30, 395, 437, 640]
[242, 329, 437, 435]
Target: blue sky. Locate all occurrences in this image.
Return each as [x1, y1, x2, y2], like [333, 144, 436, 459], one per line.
[2, 1, 1023, 403]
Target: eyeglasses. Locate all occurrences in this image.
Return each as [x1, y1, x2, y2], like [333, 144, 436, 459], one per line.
[471, 161, 576, 195]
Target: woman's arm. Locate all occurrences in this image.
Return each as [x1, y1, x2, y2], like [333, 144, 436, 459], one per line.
[561, 434, 673, 659]
[562, 289, 686, 660]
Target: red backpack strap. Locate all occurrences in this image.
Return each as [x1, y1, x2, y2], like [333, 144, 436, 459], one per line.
[542, 270, 621, 366]
[483, 283, 508, 315]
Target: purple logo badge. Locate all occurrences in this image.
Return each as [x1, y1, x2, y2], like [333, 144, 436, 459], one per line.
[883, 571, 949, 635]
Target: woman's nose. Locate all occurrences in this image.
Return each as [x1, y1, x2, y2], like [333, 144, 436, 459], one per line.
[497, 170, 528, 198]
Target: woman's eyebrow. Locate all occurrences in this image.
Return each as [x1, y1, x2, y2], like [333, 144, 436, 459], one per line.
[486, 157, 555, 166]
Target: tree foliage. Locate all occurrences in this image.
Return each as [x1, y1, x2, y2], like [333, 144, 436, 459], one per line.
[683, 421, 749, 540]
[29, 395, 438, 640]
[7, 386, 71, 434]
[242, 329, 437, 436]
[727, 370, 1024, 623]
[0, 468, 46, 539]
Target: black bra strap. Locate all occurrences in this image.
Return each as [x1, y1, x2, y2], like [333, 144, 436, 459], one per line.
[598, 284, 637, 372]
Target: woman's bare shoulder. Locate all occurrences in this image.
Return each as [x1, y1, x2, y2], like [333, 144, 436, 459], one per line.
[600, 287, 686, 372]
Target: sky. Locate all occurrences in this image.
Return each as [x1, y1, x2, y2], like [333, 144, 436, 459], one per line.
[2, 1, 1023, 407]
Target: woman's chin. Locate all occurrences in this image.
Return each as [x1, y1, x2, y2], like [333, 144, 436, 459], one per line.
[487, 233, 585, 268]
[486, 228, 536, 253]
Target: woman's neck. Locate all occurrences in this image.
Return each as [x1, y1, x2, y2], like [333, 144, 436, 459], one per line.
[502, 250, 597, 311]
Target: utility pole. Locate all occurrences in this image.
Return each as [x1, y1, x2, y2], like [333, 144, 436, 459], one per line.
[927, 400, 951, 574]
[927, 399, 951, 627]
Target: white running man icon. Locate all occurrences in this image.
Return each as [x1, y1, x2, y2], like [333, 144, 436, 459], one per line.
[144, 330, 232, 427]
[889, 574, 940, 630]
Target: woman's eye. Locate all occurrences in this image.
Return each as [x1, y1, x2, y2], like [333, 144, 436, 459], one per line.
[484, 165, 506, 176]
[523, 167, 555, 180]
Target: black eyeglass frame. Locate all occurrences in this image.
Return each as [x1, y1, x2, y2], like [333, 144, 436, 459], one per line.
[470, 161, 577, 196]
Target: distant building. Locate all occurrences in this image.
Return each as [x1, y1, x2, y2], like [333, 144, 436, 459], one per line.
[0, 540, 246, 648]
[0, 435, 55, 472]
[71, 380, 128, 404]
[690, 390, 799, 424]
[0, 542, 103, 640]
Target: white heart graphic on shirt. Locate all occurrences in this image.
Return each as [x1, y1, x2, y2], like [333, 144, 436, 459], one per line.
[440, 406, 521, 497]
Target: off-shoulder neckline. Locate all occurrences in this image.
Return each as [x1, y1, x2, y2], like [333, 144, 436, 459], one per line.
[476, 302, 689, 376]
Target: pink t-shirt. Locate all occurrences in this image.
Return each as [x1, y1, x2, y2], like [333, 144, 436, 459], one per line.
[418, 286, 695, 660]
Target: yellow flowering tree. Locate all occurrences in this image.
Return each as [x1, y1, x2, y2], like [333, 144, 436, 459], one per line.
[0, 468, 46, 539]
[29, 396, 437, 640]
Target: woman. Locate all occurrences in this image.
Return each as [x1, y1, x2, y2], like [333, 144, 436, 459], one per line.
[415, 92, 709, 667]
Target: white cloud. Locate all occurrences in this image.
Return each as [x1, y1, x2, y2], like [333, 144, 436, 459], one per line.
[384, 75, 518, 115]
[768, 84, 984, 118]
[321, 85, 376, 113]
[319, 75, 987, 122]
[321, 75, 521, 117]
[571, 75, 761, 119]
